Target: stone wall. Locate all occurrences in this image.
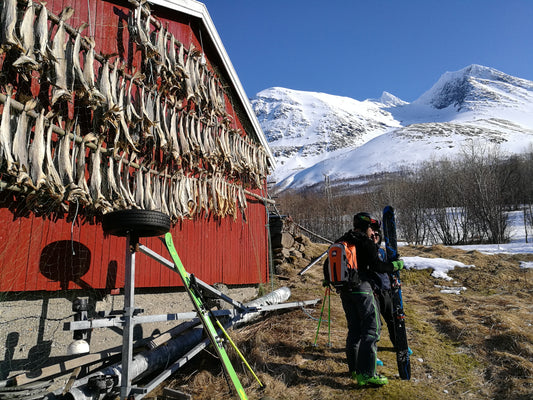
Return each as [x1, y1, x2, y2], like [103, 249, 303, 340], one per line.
[269, 216, 313, 272]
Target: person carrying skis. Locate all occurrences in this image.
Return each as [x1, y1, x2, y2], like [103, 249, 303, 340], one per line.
[372, 230, 396, 350]
[323, 212, 404, 387]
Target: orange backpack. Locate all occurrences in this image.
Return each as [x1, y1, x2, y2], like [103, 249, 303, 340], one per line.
[327, 241, 360, 288]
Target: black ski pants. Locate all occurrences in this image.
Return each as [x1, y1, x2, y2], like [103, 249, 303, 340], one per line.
[340, 280, 381, 377]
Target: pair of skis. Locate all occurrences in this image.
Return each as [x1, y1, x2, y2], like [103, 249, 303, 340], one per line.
[382, 206, 411, 380]
[164, 232, 261, 399]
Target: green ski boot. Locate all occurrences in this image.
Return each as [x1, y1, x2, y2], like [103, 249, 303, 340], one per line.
[354, 373, 389, 387]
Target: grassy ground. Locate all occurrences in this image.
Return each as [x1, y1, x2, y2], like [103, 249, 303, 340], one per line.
[154, 240, 533, 400]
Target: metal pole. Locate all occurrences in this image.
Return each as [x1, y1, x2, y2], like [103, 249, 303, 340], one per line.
[121, 234, 136, 399]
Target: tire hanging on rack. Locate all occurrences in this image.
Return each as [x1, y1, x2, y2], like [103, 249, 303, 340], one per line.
[102, 209, 171, 237]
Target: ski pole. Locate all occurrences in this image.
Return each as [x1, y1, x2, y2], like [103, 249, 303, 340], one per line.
[214, 319, 265, 388]
[298, 251, 327, 275]
[313, 286, 330, 347]
[327, 286, 332, 347]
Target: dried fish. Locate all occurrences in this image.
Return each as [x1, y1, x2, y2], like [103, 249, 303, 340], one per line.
[56, 119, 74, 185]
[89, 137, 112, 212]
[0, 87, 16, 174]
[208, 177, 218, 215]
[118, 154, 136, 207]
[167, 32, 176, 73]
[168, 105, 180, 161]
[44, 118, 65, 197]
[19, 2, 35, 53]
[51, 7, 75, 104]
[106, 154, 126, 208]
[153, 93, 167, 148]
[67, 23, 90, 94]
[0, 0, 22, 51]
[142, 86, 155, 135]
[155, 24, 167, 74]
[28, 109, 47, 190]
[167, 174, 178, 221]
[109, 59, 120, 106]
[34, 2, 50, 62]
[134, 165, 144, 208]
[126, 70, 143, 123]
[160, 170, 169, 216]
[143, 167, 156, 210]
[12, 99, 37, 183]
[74, 131, 93, 204]
[83, 37, 106, 106]
[183, 46, 195, 101]
[172, 174, 184, 219]
[98, 58, 115, 110]
[115, 78, 140, 152]
[199, 177, 209, 216]
[160, 98, 171, 148]
[152, 171, 162, 211]
[13, 1, 39, 69]
[177, 112, 190, 162]
[133, 1, 158, 57]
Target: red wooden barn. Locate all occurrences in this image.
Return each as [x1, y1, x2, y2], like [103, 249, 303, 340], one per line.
[0, 0, 274, 293]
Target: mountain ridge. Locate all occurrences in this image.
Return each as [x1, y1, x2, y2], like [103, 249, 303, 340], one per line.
[251, 64, 533, 191]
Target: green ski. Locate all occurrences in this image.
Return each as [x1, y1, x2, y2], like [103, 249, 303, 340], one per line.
[164, 233, 247, 399]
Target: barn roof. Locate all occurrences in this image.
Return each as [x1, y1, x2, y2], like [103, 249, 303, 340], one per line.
[149, 0, 275, 167]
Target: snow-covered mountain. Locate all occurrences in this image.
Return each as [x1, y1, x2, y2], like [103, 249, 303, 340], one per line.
[251, 65, 533, 192]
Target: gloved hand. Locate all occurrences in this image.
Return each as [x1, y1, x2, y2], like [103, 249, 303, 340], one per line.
[322, 279, 330, 287]
[392, 260, 404, 272]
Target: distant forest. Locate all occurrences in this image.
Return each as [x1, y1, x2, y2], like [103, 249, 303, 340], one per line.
[274, 142, 533, 245]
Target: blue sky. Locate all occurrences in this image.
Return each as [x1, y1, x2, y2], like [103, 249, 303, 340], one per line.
[200, 0, 533, 102]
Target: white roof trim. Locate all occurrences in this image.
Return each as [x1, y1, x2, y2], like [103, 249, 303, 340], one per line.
[148, 0, 275, 165]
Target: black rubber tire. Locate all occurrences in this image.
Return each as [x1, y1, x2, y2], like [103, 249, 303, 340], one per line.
[102, 209, 171, 238]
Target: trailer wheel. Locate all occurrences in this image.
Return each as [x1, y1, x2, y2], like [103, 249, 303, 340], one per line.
[102, 210, 171, 238]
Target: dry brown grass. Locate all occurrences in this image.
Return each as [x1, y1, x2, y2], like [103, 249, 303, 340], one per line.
[155, 241, 533, 400]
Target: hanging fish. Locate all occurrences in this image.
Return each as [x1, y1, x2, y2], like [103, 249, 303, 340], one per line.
[109, 59, 121, 106]
[34, 2, 50, 62]
[67, 23, 90, 94]
[167, 173, 178, 222]
[83, 37, 106, 107]
[134, 165, 144, 209]
[57, 119, 75, 186]
[89, 137, 112, 212]
[50, 7, 75, 105]
[152, 171, 162, 211]
[13, 1, 40, 70]
[115, 78, 140, 152]
[125, 70, 143, 123]
[153, 93, 167, 149]
[0, 0, 22, 51]
[74, 131, 94, 205]
[155, 24, 167, 75]
[44, 117, 66, 197]
[168, 105, 180, 161]
[0, 87, 16, 174]
[172, 174, 183, 220]
[143, 167, 156, 210]
[28, 109, 47, 190]
[167, 32, 177, 74]
[177, 112, 190, 163]
[118, 153, 137, 208]
[12, 99, 38, 184]
[132, 1, 158, 57]
[98, 57, 115, 111]
[106, 154, 126, 209]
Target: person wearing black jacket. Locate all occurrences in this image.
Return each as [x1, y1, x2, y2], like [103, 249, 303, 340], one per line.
[323, 212, 404, 387]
